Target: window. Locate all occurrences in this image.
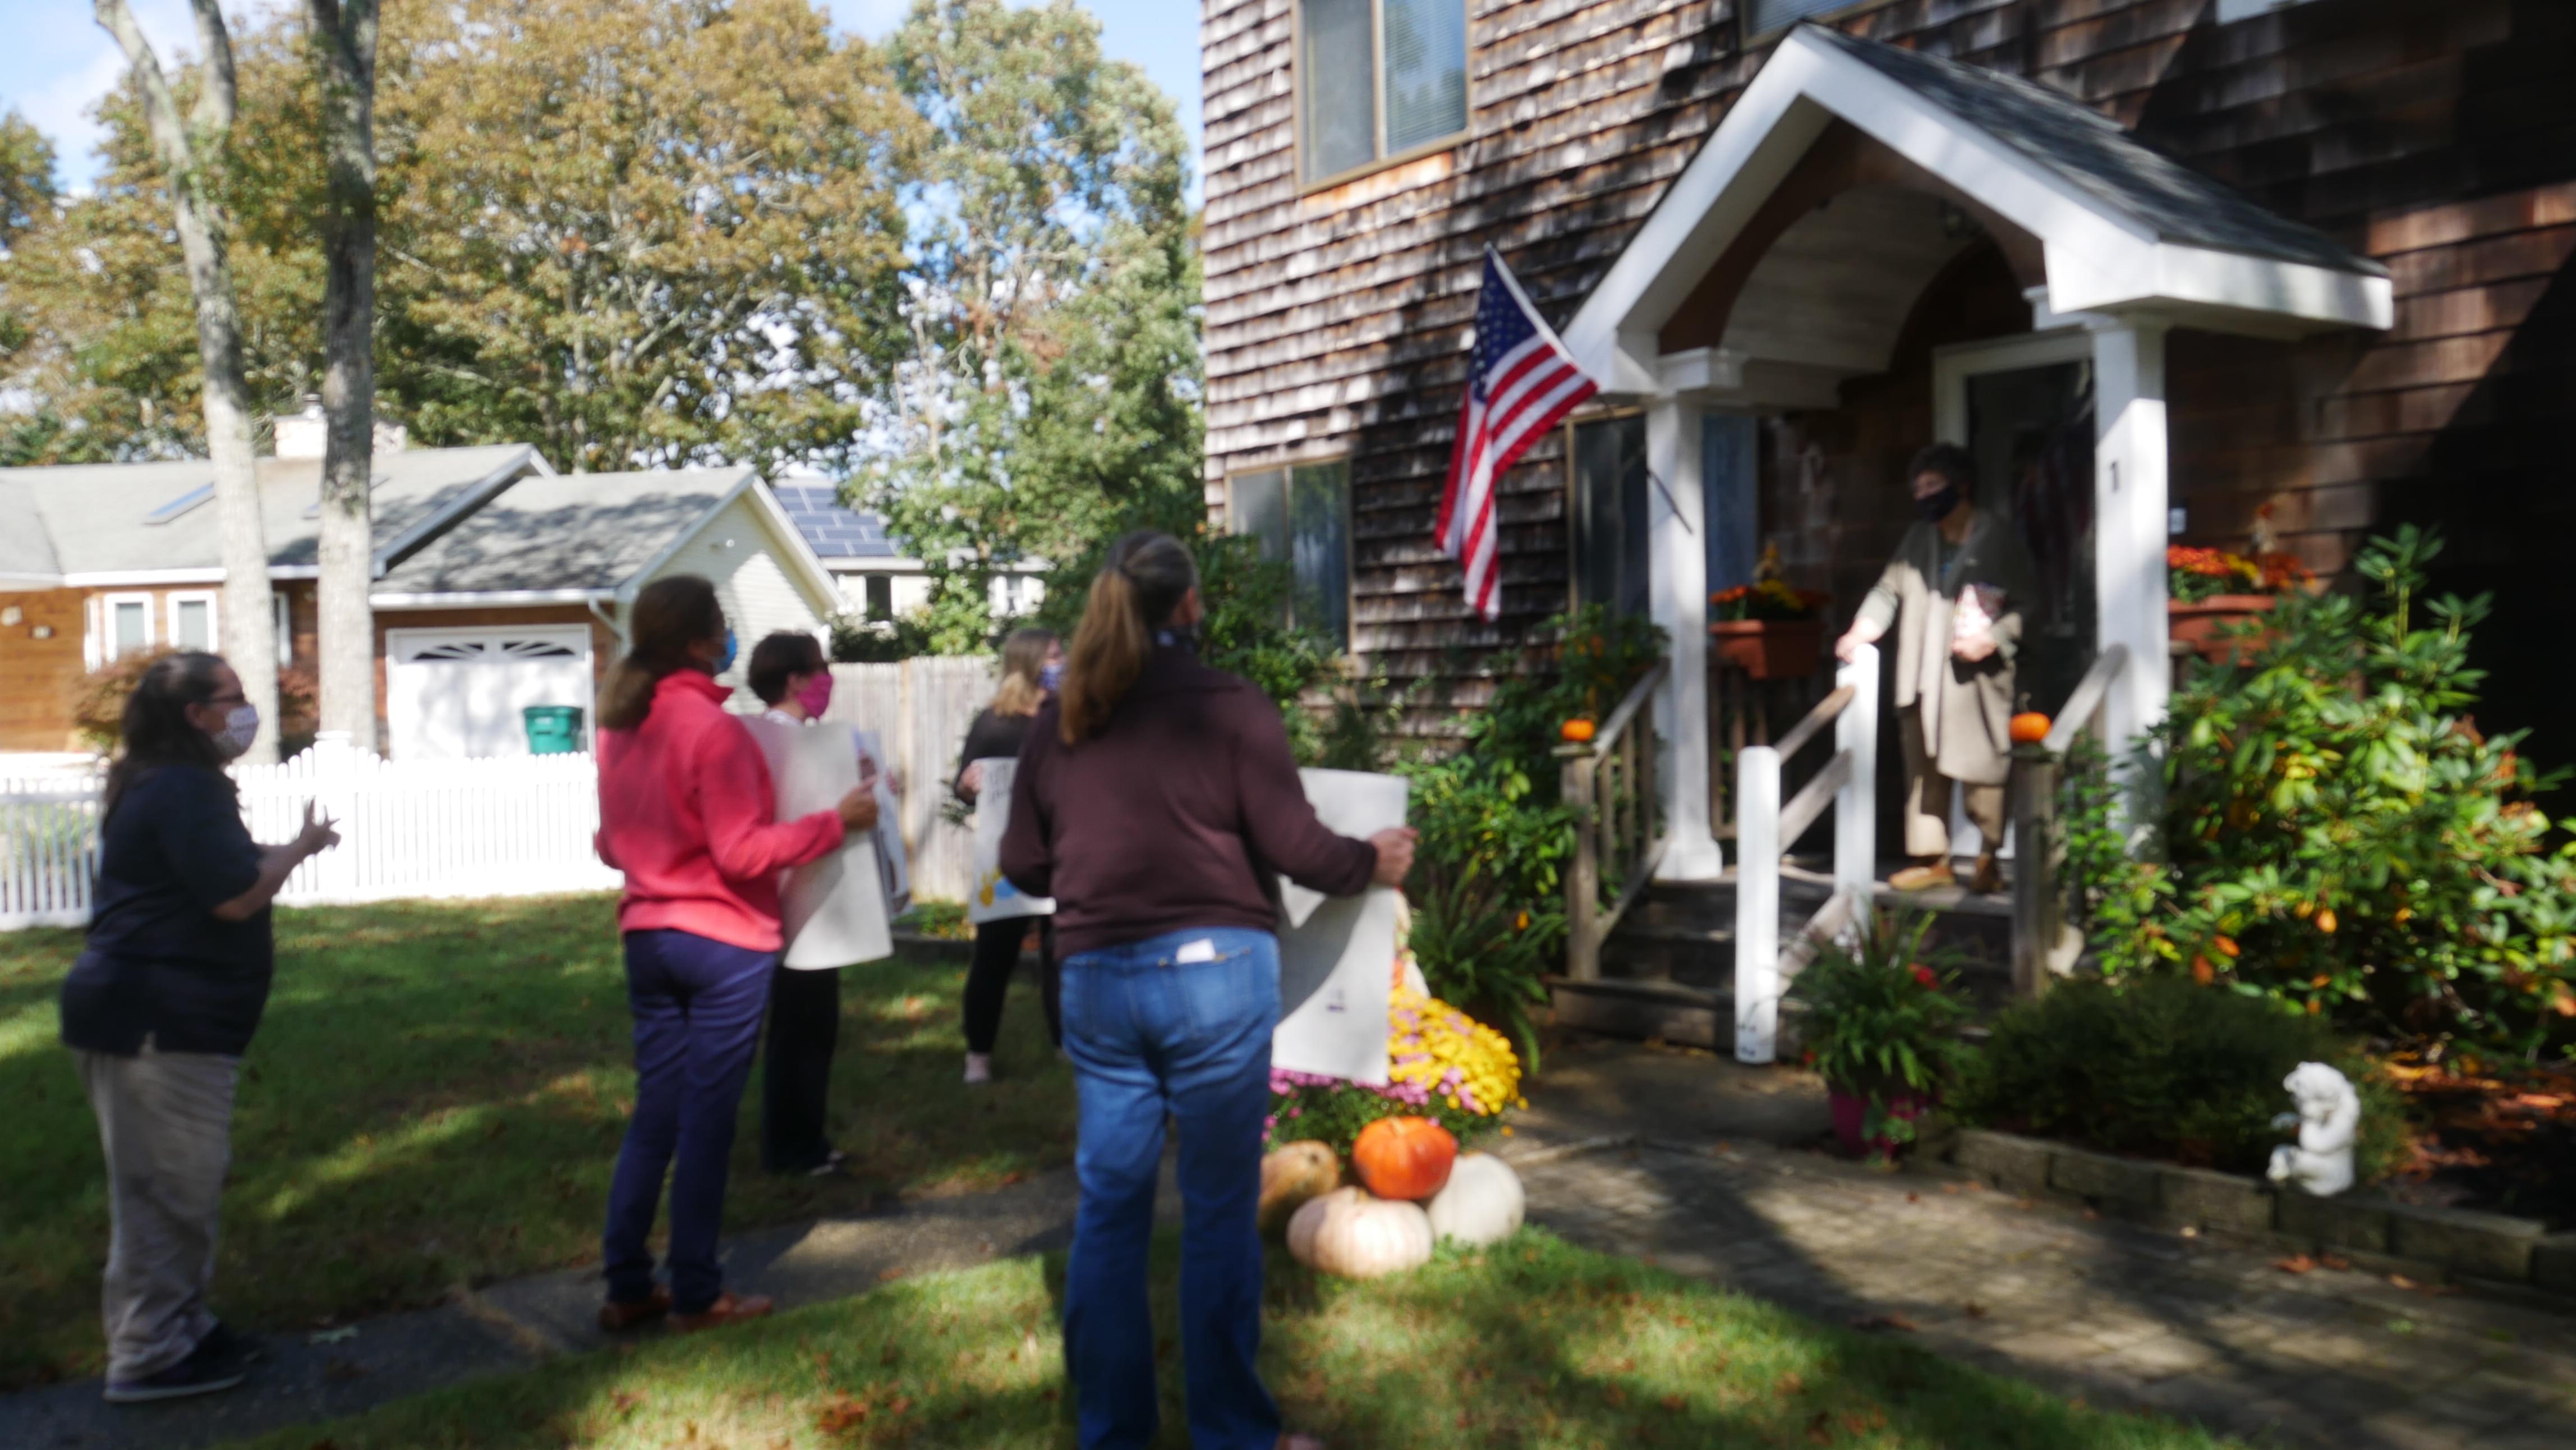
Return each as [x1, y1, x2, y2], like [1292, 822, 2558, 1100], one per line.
[864, 574, 894, 623]
[102, 593, 154, 661]
[1299, 0, 1468, 185]
[1570, 416, 1649, 619]
[1744, 0, 1882, 37]
[1230, 462, 1353, 649]
[168, 591, 218, 652]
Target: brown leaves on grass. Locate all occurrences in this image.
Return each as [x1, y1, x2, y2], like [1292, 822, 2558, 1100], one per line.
[1849, 1313, 1917, 1332]
[816, 1389, 914, 1439]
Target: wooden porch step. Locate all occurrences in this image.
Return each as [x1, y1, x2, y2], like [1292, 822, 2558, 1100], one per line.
[1544, 974, 1809, 1056]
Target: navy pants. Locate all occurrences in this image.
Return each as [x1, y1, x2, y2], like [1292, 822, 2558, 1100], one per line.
[604, 928, 773, 1313]
[1060, 926, 1281, 1450]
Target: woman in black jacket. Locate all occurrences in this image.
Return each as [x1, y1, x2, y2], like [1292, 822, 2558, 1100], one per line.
[953, 626, 1059, 1082]
[59, 652, 339, 1404]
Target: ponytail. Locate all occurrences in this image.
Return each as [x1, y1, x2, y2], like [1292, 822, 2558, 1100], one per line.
[600, 575, 724, 731]
[1060, 531, 1197, 743]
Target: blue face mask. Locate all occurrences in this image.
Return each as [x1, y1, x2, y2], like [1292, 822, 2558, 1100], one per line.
[715, 627, 738, 676]
[1038, 662, 1064, 692]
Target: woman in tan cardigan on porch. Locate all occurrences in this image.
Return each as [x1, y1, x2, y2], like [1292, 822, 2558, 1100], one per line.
[1833, 442, 2039, 896]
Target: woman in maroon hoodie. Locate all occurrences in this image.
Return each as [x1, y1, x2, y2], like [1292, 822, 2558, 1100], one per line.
[1002, 531, 1413, 1450]
[591, 576, 876, 1333]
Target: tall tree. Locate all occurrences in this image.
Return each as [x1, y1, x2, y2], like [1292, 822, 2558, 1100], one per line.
[874, 0, 1200, 651]
[306, 0, 380, 746]
[91, 0, 280, 761]
[0, 109, 53, 250]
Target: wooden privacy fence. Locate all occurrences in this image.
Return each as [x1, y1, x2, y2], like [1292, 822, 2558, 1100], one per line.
[1733, 643, 1879, 1064]
[1557, 659, 1670, 982]
[0, 658, 1003, 930]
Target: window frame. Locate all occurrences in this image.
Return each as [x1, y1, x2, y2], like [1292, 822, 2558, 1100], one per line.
[1561, 407, 1650, 618]
[1293, 0, 1474, 194]
[1741, 0, 1897, 45]
[1225, 459, 1359, 655]
[98, 590, 157, 666]
[165, 590, 220, 654]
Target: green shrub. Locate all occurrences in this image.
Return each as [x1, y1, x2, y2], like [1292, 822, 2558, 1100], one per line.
[2077, 527, 2576, 1062]
[1951, 976, 2407, 1181]
[1404, 860, 1559, 1070]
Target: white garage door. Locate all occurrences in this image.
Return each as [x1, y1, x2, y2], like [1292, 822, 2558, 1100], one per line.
[387, 627, 595, 761]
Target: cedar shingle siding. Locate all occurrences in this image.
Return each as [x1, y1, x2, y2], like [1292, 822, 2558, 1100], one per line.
[1204, 0, 2576, 761]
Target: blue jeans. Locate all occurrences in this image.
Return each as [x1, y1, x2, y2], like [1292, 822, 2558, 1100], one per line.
[1061, 926, 1282, 1450]
[603, 929, 774, 1313]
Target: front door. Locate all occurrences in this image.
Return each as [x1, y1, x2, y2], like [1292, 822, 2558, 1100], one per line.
[1570, 413, 1650, 619]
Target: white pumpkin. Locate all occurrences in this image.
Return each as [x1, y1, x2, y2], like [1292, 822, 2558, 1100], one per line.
[1286, 1187, 1433, 1279]
[1258, 1141, 1344, 1235]
[1424, 1151, 1525, 1246]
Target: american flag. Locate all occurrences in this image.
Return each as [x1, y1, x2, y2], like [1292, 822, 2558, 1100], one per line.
[1437, 246, 1599, 621]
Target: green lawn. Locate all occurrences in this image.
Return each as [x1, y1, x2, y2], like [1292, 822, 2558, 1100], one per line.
[220, 1229, 2239, 1450]
[0, 894, 1073, 1389]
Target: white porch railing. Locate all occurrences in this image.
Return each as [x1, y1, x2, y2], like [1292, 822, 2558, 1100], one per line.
[1733, 643, 1878, 1064]
[2008, 642, 2129, 995]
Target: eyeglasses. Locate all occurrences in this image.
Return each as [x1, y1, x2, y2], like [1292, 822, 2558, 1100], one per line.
[203, 691, 248, 709]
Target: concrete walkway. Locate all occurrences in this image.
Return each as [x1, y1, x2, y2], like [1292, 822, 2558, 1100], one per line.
[9, 1038, 2574, 1449]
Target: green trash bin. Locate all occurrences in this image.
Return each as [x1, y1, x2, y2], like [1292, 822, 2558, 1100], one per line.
[522, 705, 585, 755]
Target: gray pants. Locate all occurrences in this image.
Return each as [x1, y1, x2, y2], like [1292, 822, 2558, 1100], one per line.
[1899, 708, 2005, 861]
[77, 1046, 240, 1382]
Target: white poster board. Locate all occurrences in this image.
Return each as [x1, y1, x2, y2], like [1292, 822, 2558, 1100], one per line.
[1271, 768, 1407, 1085]
[966, 756, 1054, 924]
[742, 717, 893, 969]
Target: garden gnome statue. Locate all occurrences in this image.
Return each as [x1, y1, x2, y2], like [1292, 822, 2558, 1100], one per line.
[2266, 1062, 2360, 1197]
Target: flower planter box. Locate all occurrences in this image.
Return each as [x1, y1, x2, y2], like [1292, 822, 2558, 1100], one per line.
[2168, 594, 2279, 664]
[1710, 619, 1822, 680]
[1828, 1088, 1930, 1159]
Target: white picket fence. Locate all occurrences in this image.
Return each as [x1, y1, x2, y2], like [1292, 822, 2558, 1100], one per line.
[0, 655, 1004, 930]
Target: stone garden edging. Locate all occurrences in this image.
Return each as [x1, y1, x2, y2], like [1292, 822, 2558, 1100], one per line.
[1938, 1127, 2576, 1297]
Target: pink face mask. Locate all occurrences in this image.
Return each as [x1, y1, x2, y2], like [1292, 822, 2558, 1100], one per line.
[793, 672, 834, 719]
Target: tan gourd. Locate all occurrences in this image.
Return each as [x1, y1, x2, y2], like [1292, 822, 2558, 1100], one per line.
[1257, 1141, 1344, 1235]
[1285, 1187, 1433, 1279]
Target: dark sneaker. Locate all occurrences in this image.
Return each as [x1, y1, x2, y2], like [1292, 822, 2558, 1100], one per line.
[103, 1342, 249, 1404]
[196, 1322, 265, 1371]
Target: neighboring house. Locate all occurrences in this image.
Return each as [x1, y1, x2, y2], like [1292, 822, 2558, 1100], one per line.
[1202, 0, 2575, 874]
[770, 481, 1050, 629]
[0, 446, 842, 760]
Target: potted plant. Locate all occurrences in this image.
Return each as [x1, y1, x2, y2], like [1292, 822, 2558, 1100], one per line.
[2167, 535, 2310, 664]
[1792, 909, 1971, 1159]
[1710, 545, 1830, 680]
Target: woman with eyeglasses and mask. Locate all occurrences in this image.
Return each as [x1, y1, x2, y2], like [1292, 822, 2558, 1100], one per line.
[1001, 533, 1413, 1450]
[591, 577, 878, 1334]
[59, 651, 340, 1403]
[950, 625, 1062, 1083]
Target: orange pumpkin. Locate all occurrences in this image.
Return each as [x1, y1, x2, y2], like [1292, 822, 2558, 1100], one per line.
[1351, 1116, 1457, 1201]
[1560, 718, 1597, 744]
[2008, 711, 2053, 745]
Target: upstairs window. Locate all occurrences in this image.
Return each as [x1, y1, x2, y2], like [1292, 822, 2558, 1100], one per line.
[1300, 0, 1469, 186]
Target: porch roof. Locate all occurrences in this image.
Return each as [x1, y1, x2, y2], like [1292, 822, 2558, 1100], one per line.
[1562, 26, 2394, 397]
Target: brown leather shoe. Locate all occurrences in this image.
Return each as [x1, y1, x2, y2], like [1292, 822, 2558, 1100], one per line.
[671, 1292, 774, 1333]
[1887, 860, 1955, 892]
[1966, 852, 2003, 895]
[597, 1287, 671, 1332]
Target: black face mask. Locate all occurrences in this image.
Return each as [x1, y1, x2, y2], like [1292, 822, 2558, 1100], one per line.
[1914, 483, 1963, 523]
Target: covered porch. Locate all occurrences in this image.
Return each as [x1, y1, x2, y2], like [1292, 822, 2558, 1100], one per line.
[1557, 24, 2390, 889]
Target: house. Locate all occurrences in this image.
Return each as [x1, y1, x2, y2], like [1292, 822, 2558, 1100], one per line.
[1201, 0, 2576, 876]
[0, 444, 843, 759]
[770, 481, 1051, 628]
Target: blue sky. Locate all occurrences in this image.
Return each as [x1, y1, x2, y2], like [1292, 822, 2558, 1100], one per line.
[2, 0, 1204, 199]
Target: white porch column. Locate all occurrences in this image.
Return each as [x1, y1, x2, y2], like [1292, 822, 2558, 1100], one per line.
[1646, 395, 1724, 881]
[2089, 318, 2172, 785]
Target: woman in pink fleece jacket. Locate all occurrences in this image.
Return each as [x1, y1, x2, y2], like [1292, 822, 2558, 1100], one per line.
[591, 576, 876, 1334]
